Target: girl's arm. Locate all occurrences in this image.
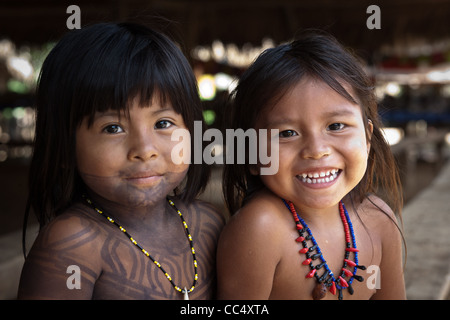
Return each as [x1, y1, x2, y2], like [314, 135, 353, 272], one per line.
[216, 202, 282, 299]
[18, 212, 102, 299]
[369, 198, 406, 300]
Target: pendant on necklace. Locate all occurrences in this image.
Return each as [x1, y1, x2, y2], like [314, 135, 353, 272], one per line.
[183, 287, 189, 300]
[312, 282, 327, 300]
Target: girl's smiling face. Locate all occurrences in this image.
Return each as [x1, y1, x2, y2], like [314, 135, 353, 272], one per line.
[255, 77, 372, 214]
[75, 97, 189, 207]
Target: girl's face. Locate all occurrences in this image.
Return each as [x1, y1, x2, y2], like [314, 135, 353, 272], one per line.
[254, 78, 372, 214]
[76, 97, 189, 207]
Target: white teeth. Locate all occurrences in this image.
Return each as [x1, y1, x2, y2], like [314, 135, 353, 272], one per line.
[298, 169, 340, 184]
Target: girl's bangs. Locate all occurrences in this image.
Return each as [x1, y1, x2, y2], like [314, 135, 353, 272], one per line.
[79, 54, 175, 127]
[71, 27, 184, 127]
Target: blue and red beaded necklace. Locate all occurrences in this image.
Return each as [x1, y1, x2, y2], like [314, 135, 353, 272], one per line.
[282, 199, 366, 300]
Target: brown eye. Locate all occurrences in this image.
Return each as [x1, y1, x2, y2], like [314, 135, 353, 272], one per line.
[328, 123, 345, 131]
[279, 130, 297, 138]
[154, 120, 174, 129]
[103, 124, 124, 134]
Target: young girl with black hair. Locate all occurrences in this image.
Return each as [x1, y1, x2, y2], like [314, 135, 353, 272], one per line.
[218, 31, 405, 300]
[18, 22, 224, 300]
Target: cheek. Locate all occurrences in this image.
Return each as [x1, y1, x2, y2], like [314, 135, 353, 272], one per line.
[75, 137, 94, 175]
[160, 138, 191, 174]
[166, 164, 190, 187]
[76, 142, 120, 177]
[76, 153, 120, 198]
[75, 136, 126, 199]
[345, 138, 370, 177]
[76, 127, 103, 174]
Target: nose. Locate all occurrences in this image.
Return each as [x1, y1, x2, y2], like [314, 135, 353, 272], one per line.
[300, 132, 331, 160]
[127, 129, 158, 162]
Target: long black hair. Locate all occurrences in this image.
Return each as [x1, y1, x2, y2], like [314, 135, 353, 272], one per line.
[24, 22, 209, 248]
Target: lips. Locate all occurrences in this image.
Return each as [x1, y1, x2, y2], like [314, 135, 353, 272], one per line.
[125, 170, 163, 186]
[127, 172, 161, 179]
[297, 168, 341, 185]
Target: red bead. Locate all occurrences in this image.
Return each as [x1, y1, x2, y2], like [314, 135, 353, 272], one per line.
[295, 236, 305, 242]
[306, 269, 316, 278]
[344, 259, 357, 267]
[342, 268, 353, 277]
[345, 247, 359, 253]
[339, 276, 349, 288]
[296, 224, 303, 230]
[302, 258, 311, 265]
[299, 247, 308, 254]
[329, 282, 336, 295]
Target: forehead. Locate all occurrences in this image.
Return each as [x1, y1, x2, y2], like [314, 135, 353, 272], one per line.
[95, 98, 175, 117]
[256, 78, 363, 127]
[84, 90, 175, 125]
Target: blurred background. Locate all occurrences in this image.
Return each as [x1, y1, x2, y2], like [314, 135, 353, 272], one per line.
[0, 0, 449, 300]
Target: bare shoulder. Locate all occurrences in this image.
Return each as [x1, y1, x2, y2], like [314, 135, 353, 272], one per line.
[356, 195, 406, 299]
[187, 197, 226, 224]
[357, 194, 400, 233]
[32, 202, 108, 252]
[219, 188, 290, 261]
[224, 189, 289, 239]
[171, 197, 226, 238]
[216, 188, 289, 299]
[18, 203, 104, 299]
[355, 194, 404, 255]
[170, 196, 226, 256]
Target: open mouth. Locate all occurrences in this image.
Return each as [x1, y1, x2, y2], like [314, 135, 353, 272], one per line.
[297, 169, 341, 185]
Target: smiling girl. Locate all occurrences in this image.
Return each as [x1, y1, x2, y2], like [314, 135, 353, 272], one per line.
[18, 22, 224, 300]
[218, 31, 405, 300]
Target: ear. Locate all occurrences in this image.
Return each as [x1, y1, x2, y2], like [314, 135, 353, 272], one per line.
[366, 119, 373, 154]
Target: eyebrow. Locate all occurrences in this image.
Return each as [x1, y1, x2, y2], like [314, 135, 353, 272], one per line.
[151, 107, 174, 115]
[93, 106, 175, 119]
[263, 105, 360, 127]
[262, 117, 293, 128]
[322, 107, 360, 118]
[93, 110, 121, 120]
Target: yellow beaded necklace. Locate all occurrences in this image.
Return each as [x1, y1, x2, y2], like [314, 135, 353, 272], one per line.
[82, 195, 198, 300]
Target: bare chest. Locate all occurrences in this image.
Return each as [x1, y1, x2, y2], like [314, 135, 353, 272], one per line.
[91, 231, 215, 300]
